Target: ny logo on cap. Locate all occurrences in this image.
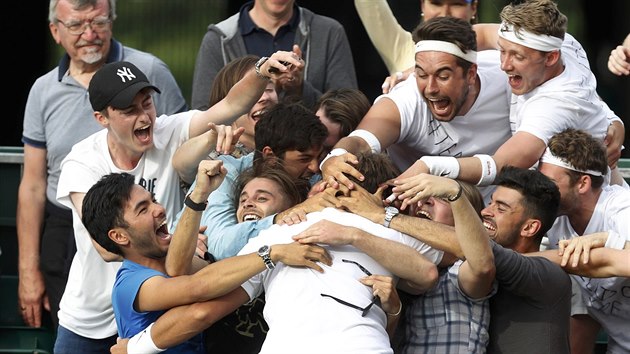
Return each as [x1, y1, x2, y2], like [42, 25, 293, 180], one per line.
[116, 67, 137, 83]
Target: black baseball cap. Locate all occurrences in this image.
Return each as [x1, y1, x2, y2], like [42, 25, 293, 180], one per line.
[88, 61, 161, 111]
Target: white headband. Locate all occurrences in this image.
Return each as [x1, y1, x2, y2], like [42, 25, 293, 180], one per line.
[540, 147, 604, 177]
[415, 40, 477, 63]
[497, 22, 563, 52]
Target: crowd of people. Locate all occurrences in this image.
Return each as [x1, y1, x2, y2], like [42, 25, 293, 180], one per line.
[15, 0, 630, 353]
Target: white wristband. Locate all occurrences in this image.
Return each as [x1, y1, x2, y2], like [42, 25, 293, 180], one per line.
[419, 156, 460, 179]
[127, 323, 165, 354]
[319, 148, 348, 171]
[474, 154, 497, 186]
[348, 129, 382, 153]
[604, 230, 625, 250]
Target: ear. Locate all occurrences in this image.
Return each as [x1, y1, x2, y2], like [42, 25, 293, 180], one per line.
[520, 218, 542, 239]
[576, 175, 592, 194]
[108, 228, 130, 247]
[94, 110, 109, 128]
[261, 146, 275, 159]
[545, 50, 561, 67]
[49, 22, 61, 44]
[467, 63, 478, 85]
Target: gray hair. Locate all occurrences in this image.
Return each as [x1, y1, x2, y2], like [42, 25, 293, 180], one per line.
[49, 0, 117, 23]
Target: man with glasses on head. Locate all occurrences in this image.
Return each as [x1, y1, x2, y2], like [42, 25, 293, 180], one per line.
[17, 0, 185, 336]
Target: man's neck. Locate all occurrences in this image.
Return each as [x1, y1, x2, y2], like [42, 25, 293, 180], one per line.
[107, 134, 144, 170]
[567, 188, 602, 235]
[128, 254, 167, 273]
[459, 74, 482, 116]
[249, 3, 293, 36]
[69, 60, 104, 88]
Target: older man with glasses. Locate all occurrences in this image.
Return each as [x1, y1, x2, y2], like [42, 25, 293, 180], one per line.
[17, 0, 186, 347]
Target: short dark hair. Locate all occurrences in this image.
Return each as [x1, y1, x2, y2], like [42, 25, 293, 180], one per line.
[233, 160, 310, 210]
[412, 16, 477, 72]
[495, 166, 560, 240]
[81, 173, 136, 256]
[254, 101, 328, 160]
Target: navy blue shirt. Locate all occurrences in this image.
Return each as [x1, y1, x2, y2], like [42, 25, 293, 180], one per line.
[238, 1, 300, 56]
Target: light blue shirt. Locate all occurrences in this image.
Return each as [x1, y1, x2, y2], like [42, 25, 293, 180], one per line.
[173, 153, 274, 260]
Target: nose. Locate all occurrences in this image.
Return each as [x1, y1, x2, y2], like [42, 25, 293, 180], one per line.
[500, 53, 512, 72]
[153, 203, 166, 219]
[480, 204, 493, 218]
[425, 76, 439, 95]
[439, 6, 453, 17]
[307, 157, 320, 174]
[423, 197, 436, 206]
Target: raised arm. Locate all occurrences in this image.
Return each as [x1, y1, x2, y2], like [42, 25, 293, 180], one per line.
[321, 98, 402, 189]
[354, 0, 415, 74]
[171, 124, 244, 185]
[165, 160, 227, 276]
[188, 51, 302, 138]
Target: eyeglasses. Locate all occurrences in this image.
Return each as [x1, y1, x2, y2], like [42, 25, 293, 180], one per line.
[320, 259, 381, 317]
[56, 16, 111, 35]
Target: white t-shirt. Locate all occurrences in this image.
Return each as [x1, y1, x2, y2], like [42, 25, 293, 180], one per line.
[511, 34, 610, 144]
[547, 185, 630, 353]
[380, 50, 512, 172]
[55, 111, 193, 338]
[238, 207, 443, 354]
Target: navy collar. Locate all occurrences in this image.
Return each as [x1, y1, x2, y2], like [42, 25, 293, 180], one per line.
[238, 1, 300, 36]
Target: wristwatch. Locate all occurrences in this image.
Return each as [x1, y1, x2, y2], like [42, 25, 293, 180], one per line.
[254, 56, 269, 78]
[257, 245, 275, 270]
[184, 193, 208, 212]
[383, 206, 400, 228]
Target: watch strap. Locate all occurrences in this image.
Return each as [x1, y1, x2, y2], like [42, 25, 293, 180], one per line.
[184, 193, 207, 212]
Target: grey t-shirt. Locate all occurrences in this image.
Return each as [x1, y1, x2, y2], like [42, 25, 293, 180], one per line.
[488, 241, 571, 354]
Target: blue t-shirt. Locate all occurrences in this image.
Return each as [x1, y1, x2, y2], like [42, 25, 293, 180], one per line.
[113, 260, 205, 353]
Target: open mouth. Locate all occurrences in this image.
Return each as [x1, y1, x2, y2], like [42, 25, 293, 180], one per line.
[416, 209, 432, 220]
[482, 220, 496, 232]
[134, 124, 152, 143]
[427, 97, 451, 117]
[243, 213, 261, 222]
[156, 220, 171, 240]
[507, 74, 522, 89]
[251, 110, 266, 122]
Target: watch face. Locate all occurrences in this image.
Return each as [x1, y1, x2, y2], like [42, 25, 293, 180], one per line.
[258, 245, 269, 255]
[386, 206, 399, 215]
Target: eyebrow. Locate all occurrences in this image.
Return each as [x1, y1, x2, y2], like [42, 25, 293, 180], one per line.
[132, 199, 150, 214]
[240, 189, 275, 199]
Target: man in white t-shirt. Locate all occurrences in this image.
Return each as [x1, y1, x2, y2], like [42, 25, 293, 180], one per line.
[320, 16, 512, 202]
[391, 0, 624, 196]
[53, 53, 296, 352]
[538, 128, 630, 354]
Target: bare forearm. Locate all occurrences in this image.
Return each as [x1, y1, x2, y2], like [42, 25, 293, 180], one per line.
[151, 288, 249, 349]
[172, 133, 216, 185]
[165, 207, 203, 276]
[17, 187, 46, 272]
[351, 229, 437, 290]
[390, 214, 463, 259]
[451, 199, 495, 277]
